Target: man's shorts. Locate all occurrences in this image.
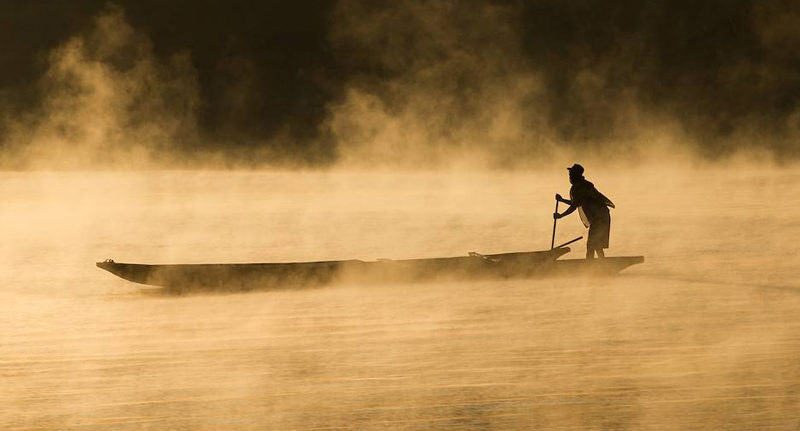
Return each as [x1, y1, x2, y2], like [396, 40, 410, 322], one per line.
[587, 214, 610, 249]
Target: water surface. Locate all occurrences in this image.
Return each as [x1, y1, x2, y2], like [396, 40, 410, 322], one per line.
[2, 168, 798, 430]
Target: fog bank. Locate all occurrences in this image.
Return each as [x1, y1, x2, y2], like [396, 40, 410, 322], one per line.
[1, 1, 799, 168]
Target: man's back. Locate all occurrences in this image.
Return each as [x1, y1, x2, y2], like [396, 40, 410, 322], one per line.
[569, 178, 609, 223]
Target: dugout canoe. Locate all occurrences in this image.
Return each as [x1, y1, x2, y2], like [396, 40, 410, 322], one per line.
[96, 248, 644, 291]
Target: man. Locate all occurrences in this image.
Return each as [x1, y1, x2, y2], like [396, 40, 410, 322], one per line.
[553, 164, 615, 259]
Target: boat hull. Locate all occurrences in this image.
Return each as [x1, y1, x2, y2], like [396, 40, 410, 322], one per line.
[96, 250, 644, 291]
[96, 248, 575, 291]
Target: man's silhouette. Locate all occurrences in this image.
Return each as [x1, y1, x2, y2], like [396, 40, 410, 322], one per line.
[554, 164, 615, 259]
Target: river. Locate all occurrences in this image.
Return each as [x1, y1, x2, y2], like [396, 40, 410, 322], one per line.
[2, 167, 798, 430]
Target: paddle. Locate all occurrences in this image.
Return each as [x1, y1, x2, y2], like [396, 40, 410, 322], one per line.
[550, 196, 559, 249]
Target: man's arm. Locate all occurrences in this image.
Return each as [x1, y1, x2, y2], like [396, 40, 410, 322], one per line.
[554, 203, 578, 219]
[555, 194, 573, 205]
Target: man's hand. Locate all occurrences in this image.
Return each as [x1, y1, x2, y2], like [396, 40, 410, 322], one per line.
[553, 212, 562, 219]
[555, 193, 564, 202]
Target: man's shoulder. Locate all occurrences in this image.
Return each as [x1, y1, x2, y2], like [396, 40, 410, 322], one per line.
[572, 179, 593, 193]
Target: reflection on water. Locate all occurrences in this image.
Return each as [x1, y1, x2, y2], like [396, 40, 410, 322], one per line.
[1, 168, 798, 430]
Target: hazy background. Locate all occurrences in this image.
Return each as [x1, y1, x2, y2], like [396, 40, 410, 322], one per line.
[1, 0, 799, 168]
[2, 2, 799, 430]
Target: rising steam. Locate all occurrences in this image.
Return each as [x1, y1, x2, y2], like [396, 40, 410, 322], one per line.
[3, 5, 200, 169]
[324, 0, 680, 169]
[0, 1, 798, 169]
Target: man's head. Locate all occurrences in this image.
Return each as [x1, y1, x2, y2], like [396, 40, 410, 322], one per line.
[567, 163, 584, 184]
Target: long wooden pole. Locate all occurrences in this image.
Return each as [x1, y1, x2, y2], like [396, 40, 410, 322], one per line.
[554, 236, 583, 249]
[550, 197, 559, 250]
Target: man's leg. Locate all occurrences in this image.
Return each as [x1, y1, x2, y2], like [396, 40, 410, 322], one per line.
[587, 224, 599, 260]
[595, 248, 605, 258]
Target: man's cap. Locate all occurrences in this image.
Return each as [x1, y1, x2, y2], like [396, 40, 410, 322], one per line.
[567, 163, 584, 175]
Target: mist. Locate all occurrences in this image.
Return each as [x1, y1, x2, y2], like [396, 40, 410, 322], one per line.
[1, 0, 799, 168]
[3, 3, 800, 429]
